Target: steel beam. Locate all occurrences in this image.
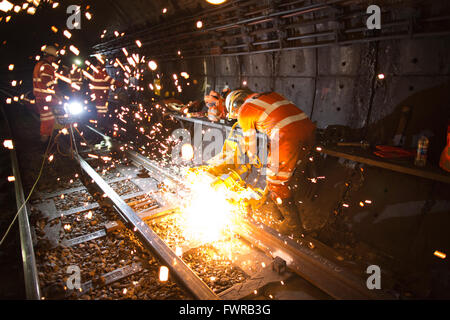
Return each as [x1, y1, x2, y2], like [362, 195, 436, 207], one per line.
[1, 106, 41, 300]
[75, 154, 218, 300]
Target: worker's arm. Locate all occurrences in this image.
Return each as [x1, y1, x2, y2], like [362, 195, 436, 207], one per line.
[40, 64, 62, 100]
[109, 77, 124, 88]
[238, 106, 258, 164]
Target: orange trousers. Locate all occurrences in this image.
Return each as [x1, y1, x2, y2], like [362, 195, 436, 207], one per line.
[36, 98, 56, 137]
[266, 122, 316, 201]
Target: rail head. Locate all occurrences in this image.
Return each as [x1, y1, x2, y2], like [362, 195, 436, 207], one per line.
[75, 154, 219, 300]
[1, 106, 41, 300]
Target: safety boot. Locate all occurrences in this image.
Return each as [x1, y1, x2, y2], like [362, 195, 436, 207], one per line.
[276, 198, 304, 236]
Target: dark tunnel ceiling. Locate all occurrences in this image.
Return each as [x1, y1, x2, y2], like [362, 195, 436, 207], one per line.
[0, 0, 213, 70]
[96, 0, 209, 33]
[1, 0, 447, 71]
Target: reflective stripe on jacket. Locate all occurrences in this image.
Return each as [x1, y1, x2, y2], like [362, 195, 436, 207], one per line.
[33, 60, 57, 98]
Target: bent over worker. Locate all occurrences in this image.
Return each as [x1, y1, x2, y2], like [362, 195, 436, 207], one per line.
[32, 45, 60, 143]
[225, 89, 316, 235]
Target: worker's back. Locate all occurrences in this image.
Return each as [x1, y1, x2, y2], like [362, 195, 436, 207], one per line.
[238, 92, 315, 139]
[32, 60, 56, 99]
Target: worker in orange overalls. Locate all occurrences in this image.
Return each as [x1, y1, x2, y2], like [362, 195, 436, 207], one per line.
[89, 57, 122, 122]
[32, 45, 61, 143]
[204, 88, 231, 122]
[226, 89, 316, 235]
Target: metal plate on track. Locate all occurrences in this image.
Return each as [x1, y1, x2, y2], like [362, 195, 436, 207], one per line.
[76, 263, 143, 295]
[61, 229, 107, 247]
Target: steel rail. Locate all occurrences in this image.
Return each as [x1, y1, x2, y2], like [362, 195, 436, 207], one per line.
[126, 148, 392, 299]
[237, 220, 392, 300]
[83, 125, 393, 300]
[1, 106, 41, 300]
[74, 153, 218, 300]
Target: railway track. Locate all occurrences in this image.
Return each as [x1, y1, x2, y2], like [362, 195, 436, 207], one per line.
[5, 111, 394, 300]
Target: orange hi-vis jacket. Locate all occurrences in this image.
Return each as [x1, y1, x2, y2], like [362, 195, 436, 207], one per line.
[33, 60, 57, 99]
[89, 67, 119, 114]
[205, 90, 226, 122]
[33, 59, 58, 137]
[69, 69, 83, 93]
[440, 123, 450, 172]
[238, 92, 316, 200]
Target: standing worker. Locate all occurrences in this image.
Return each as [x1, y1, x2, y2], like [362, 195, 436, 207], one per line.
[225, 89, 316, 235]
[89, 56, 122, 125]
[32, 45, 60, 144]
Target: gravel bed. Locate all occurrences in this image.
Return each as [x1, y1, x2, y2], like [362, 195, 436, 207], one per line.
[109, 180, 141, 196]
[36, 227, 190, 300]
[183, 244, 248, 294]
[53, 189, 94, 211]
[150, 215, 188, 248]
[59, 208, 116, 241]
[97, 167, 122, 181]
[150, 215, 249, 294]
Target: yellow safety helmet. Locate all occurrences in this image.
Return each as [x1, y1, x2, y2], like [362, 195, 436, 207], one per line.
[225, 89, 252, 119]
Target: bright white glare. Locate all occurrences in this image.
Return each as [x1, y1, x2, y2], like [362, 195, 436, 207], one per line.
[148, 60, 158, 71]
[181, 144, 194, 161]
[67, 101, 83, 115]
[0, 1, 14, 13]
[206, 0, 227, 4]
[180, 171, 237, 244]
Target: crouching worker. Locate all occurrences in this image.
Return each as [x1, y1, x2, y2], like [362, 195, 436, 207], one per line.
[225, 89, 316, 235]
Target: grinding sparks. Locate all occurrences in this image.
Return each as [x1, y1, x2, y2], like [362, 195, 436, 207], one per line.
[178, 171, 239, 244]
[63, 30, 72, 39]
[148, 60, 157, 71]
[159, 266, 169, 282]
[181, 144, 194, 161]
[69, 45, 80, 56]
[434, 251, 446, 259]
[3, 140, 13, 149]
[0, 1, 13, 13]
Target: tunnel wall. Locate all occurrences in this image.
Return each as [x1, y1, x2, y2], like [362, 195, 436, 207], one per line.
[168, 35, 450, 289]
[177, 36, 450, 141]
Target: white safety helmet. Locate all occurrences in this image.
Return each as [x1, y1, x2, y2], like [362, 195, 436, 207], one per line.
[225, 89, 253, 119]
[41, 45, 59, 58]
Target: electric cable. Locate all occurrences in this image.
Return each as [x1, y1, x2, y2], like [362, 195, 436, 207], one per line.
[0, 134, 53, 246]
